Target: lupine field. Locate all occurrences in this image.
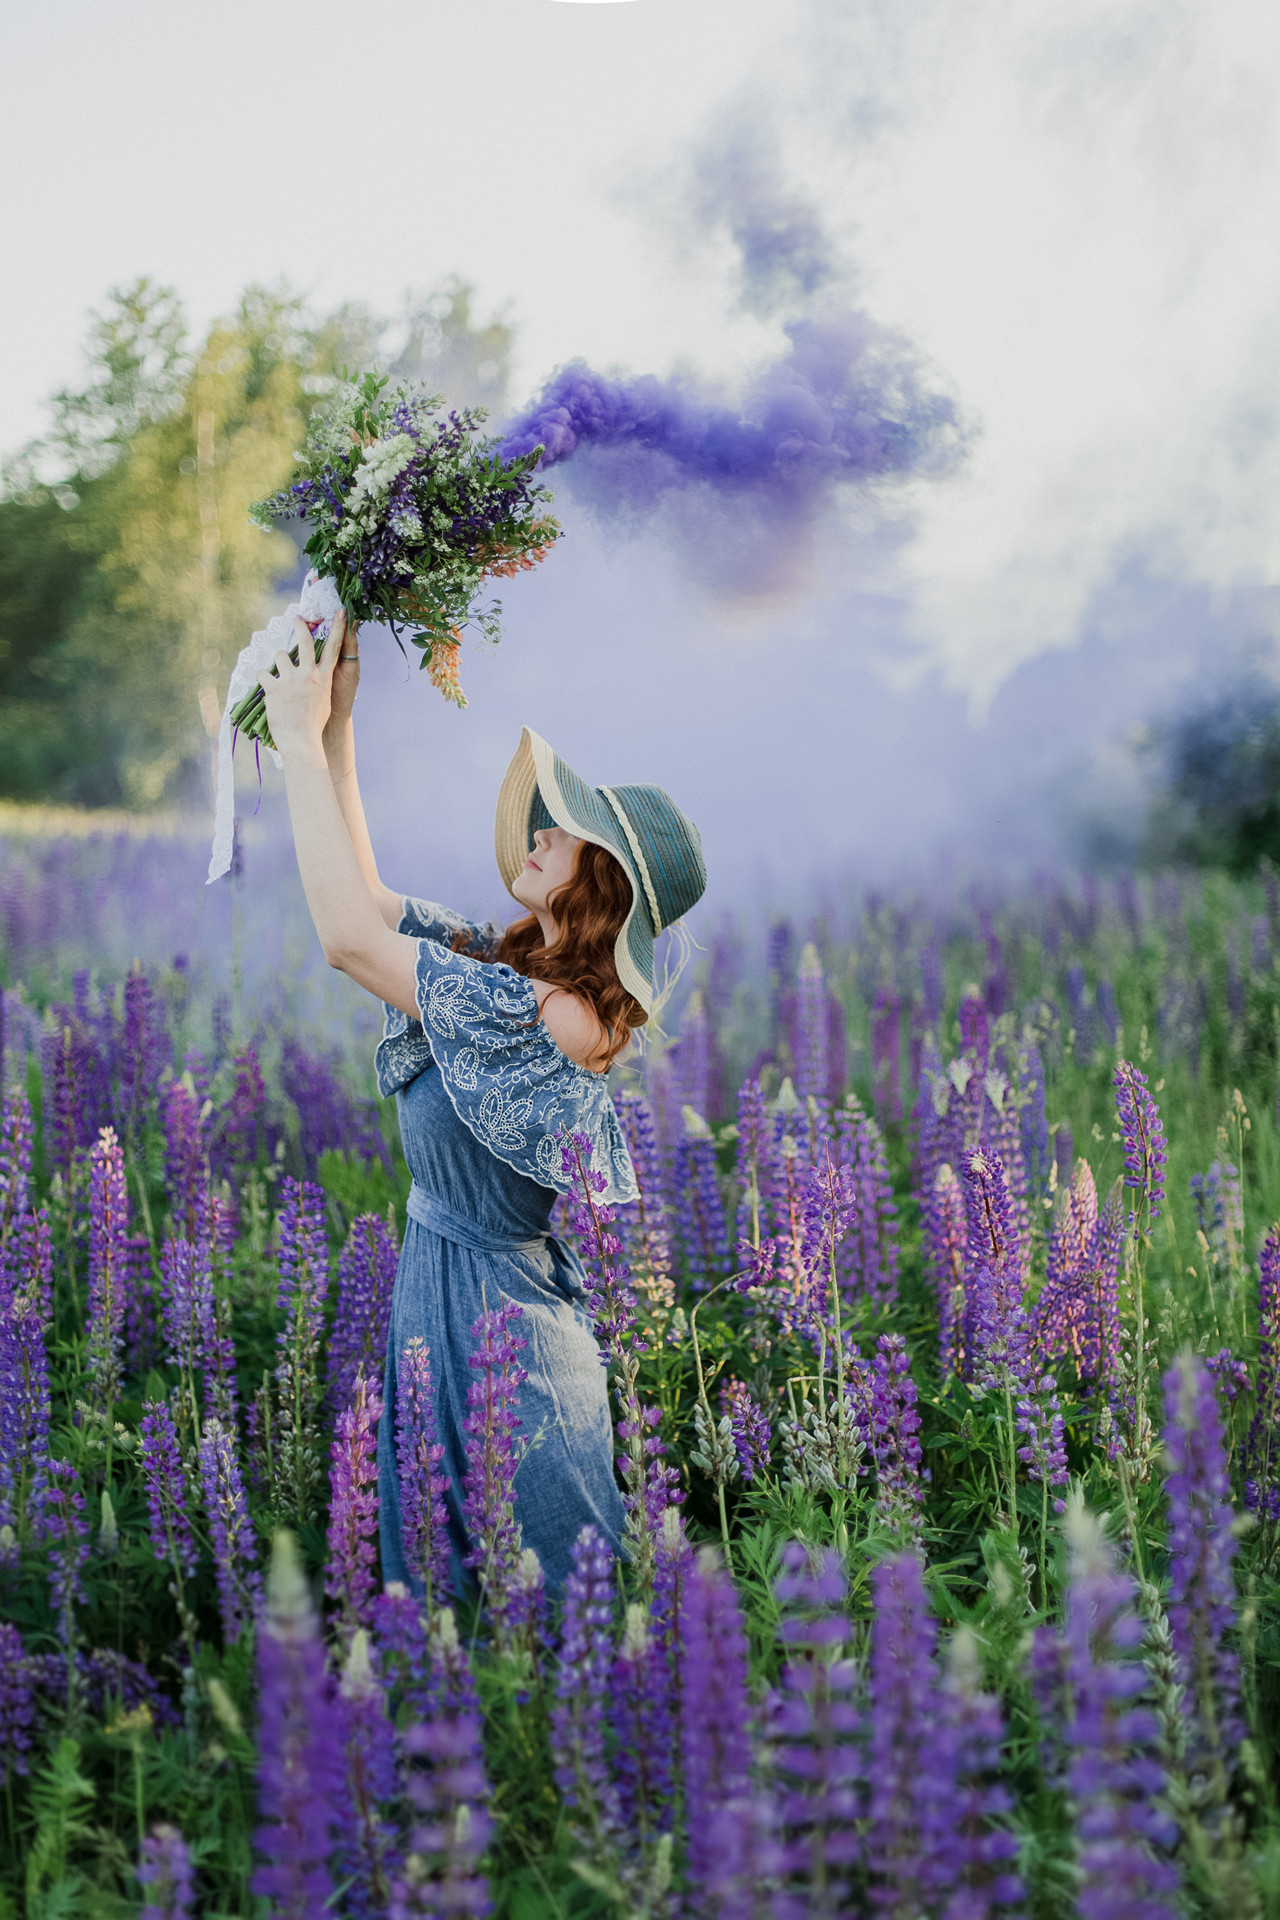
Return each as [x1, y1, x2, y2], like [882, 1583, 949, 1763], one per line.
[4, 834, 1280, 1919]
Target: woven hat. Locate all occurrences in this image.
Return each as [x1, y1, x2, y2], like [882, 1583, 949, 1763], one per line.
[494, 726, 706, 1015]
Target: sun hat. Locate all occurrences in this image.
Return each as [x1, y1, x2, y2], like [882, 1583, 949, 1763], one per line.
[494, 726, 707, 1015]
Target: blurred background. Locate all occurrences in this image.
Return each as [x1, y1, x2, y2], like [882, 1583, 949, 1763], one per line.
[3, 0, 1280, 1013]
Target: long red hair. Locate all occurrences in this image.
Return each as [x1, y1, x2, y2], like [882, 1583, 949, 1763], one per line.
[455, 840, 645, 1071]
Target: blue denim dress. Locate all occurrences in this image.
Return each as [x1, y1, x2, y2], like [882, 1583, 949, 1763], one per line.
[374, 899, 634, 1596]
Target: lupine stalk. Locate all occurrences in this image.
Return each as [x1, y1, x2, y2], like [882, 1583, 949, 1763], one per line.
[610, 1599, 675, 1863]
[395, 1338, 452, 1606]
[0, 1621, 36, 1786]
[720, 1377, 772, 1482]
[139, 1399, 198, 1586]
[771, 1545, 860, 1920]
[614, 1090, 675, 1312]
[138, 1823, 195, 1920]
[326, 1371, 384, 1637]
[252, 1531, 344, 1916]
[1247, 1224, 1280, 1521]
[1163, 1354, 1243, 1772]
[795, 944, 830, 1105]
[34, 1460, 89, 1649]
[197, 1417, 261, 1645]
[337, 1629, 400, 1917]
[390, 1607, 492, 1920]
[551, 1524, 621, 1856]
[327, 1211, 399, 1416]
[85, 1125, 129, 1413]
[835, 1096, 900, 1310]
[866, 1551, 939, 1914]
[460, 1296, 528, 1633]
[1113, 1062, 1168, 1470]
[675, 1109, 728, 1290]
[867, 1335, 924, 1538]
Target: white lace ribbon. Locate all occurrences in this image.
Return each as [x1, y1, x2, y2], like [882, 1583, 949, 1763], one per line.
[206, 569, 343, 883]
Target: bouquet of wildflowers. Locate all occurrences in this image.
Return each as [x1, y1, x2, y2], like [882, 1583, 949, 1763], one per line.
[229, 371, 558, 746]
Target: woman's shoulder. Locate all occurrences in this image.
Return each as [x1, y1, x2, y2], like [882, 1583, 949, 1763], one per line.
[528, 980, 610, 1076]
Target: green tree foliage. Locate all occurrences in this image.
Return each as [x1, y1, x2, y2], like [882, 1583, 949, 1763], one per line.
[1144, 672, 1280, 874]
[0, 275, 515, 807]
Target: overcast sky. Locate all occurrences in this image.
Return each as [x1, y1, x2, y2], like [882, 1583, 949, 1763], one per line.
[5, 0, 1280, 901]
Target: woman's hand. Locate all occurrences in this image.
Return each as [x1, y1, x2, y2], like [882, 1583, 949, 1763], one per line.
[324, 616, 360, 751]
[259, 610, 347, 762]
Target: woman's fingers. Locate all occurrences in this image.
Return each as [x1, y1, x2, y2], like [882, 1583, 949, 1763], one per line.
[319, 610, 346, 682]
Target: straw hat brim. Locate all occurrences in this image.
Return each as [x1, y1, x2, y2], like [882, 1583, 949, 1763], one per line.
[494, 726, 657, 1014]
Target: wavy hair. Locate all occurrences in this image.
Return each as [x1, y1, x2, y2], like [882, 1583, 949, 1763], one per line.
[455, 840, 644, 1071]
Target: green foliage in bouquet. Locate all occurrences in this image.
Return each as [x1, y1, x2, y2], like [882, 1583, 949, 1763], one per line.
[231, 370, 558, 745]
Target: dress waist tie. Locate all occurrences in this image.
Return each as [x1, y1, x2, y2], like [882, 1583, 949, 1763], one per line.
[405, 1185, 588, 1311]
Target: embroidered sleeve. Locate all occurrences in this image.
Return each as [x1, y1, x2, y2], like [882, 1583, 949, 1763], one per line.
[398, 896, 501, 955]
[396, 939, 638, 1203]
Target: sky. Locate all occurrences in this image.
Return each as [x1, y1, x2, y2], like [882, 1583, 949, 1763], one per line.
[5, 0, 1280, 915]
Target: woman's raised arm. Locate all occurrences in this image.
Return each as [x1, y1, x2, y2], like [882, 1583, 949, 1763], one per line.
[321, 621, 404, 932]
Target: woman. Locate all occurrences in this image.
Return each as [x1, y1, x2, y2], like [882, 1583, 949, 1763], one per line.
[258, 609, 706, 1592]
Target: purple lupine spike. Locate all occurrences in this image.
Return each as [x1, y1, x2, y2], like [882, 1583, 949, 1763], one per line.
[834, 1097, 900, 1310]
[869, 1335, 924, 1537]
[610, 1598, 675, 1852]
[771, 1544, 861, 1920]
[613, 1090, 675, 1312]
[1034, 1160, 1100, 1370]
[958, 990, 990, 1080]
[0, 1622, 36, 1785]
[988, 1077, 1031, 1277]
[1060, 1503, 1179, 1920]
[734, 1077, 783, 1247]
[390, 1608, 492, 1920]
[252, 1531, 344, 1917]
[198, 1416, 261, 1645]
[1020, 1043, 1050, 1199]
[720, 1378, 771, 1482]
[925, 1627, 1023, 1916]
[336, 1630, 400, 1917]
[34, 1460, 89, 1645]
[139, 1400, 198, 1582]
[326, 1372, 384, 1637]
[795, 944, 831, 1105]
[327, 1212, 399, 1416]
[122, 1233, 160, 1377]
[118, 968, 172, 1137]
[275, 1176, 329, 1335]
[86, 1124, 129, 1410]
[551, 1524, 621, 1839]
[674, 1112, 728, 1291]
[372, 1582, 432, 1724]
[561, 1128, 642, 1355]
[395, 1339, 453, 1606]
[866, 1550, 939, 1913]
[799, 1155, 860, 1335]
[460, 1296, 528, 1630]
[870, 984, 902, 1124]
[280, 1038, 389, 1178]
[162, 1079, 207, 1244]
[1248, 1225, 1280, 1516]
[1163, 1354, 1244, 1764]
[681, 1547, 779, 1916]
[672, 989, 712, 1120]
[0, 1088, 34, 1246]
[1016, 1370, 1069, 1516]
[138, 1823, 195, 1920]
[826, 992, 848, 1107]
[962, 1146, 1018, 1280]
[926, 1164, 968, 1375]
[159, 1235, 213, 1382]
[0, 1299, 52, 1540]
[211, 1045, 266, 1187]
[1113, 1060, 1168, 1225]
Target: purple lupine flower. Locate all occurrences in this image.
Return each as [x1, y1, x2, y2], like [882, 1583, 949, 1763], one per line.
[924, 1627, 1022, 1917]
[139, 1399, 198, 1582]
[460, 1296, 528, 1629]
[1015, 1369, 1069, 1516]
[734, 1077, 783, 1248]
[870, 984, 902, 1123]
[560, 1130, 641, 1356]
[795, 944, 831, 1105]
[926, 1164, 969, 1376]
[1204, 1346, 1251, 1407]
[1060, 1504, 1179, 1920]
[613, 1090, 674, 1312]
[0, 1087, 34, 1248]
[86, 1124, 129, 1409]
[1020, 1043, 1051, 1198]
[326, 1372, 384, 1636]
[395, 1339, 453, 1606]
[390, 1608, 492, 1920]
[198, 1417, 261, 1645]
[252, 1531, 344, 1917]
[771, 1544, 861, 1920]
[280, 1037, 389, 1177]
[1113, 1060, 1168, 1225]
[327, 1211, 399, 1416]
[962, 1150, 1028, 1390]
[720, 1377, 771, 1482]
[0, 1621, 35, 1784]
[211, 1045, 266, 1187]
[987, 1075, 1031, 1278]
[138, 1823, 195, 1920]
[1163, 1354, 1244, 1764]
[681, 1547, 778, 1917]
[116, 967, 171, 1137]
[275, 1176, 329, 1337]
[372, 1581, 432, 1724]
[1248, 1224, 1280, 1514]
[1033, 1159, 1100, 1371]
[798, 1154, 860, 1334]
[122, 1233, 160, 1376]
[868, 1335, 924, 1536]
[866, 1550, 939, 1913]
[674, 1112, 728, 1291]
[336, 1630, 400, 1917]
[162, 1079, 207, 1244]
[34, 1460, 89, 1645]
[551, 1524, 620, 1838]
[159, 1234, 214, 1383]
[834, 1097, 900, 1310]
[610, 1597, 675, 1852]
[0, 1300, 51, 1536]
[671, 988, 712, 1120]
